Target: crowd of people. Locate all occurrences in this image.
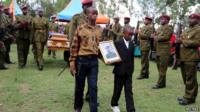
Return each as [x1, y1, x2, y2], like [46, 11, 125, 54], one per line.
[0, 0, 199, 112]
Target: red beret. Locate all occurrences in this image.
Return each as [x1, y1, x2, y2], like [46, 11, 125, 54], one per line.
[160, 15, 170, 21]
[145, 16, 152, 21]
[124, 17, 130, 20]
[81, 0, 93, 5]
[189, 13, 200, 20]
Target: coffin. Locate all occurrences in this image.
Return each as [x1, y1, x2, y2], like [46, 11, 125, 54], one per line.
[47, 33, 70, 51]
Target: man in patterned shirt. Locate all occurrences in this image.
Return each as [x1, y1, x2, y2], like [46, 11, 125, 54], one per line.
[69, 7, 102, 112]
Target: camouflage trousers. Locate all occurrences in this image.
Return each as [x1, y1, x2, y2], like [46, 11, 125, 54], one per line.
[16, 39, 30, 67]
[140, 50, 150, 77]
[156, 54, 169, 86]
[180, 61, 198, 101]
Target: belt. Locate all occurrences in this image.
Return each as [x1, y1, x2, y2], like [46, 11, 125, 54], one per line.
[78, 55, 98, 59]
[140, 39, 148, 40]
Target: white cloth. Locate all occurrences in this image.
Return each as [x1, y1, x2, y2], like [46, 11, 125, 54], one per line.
[123, 37, 129, 48]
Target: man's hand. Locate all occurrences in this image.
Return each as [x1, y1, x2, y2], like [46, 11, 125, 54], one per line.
[134, 29, 139, 34]
[70, 61, 77, 76]
[150, 33, 155, 39]
[175, 37, 182, 44]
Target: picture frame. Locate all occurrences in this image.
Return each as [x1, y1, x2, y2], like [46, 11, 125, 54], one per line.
[99, 40, 121, 64]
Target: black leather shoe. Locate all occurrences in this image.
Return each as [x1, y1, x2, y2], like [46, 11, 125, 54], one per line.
[137, 75, 149, 80]
[0, 66, 8, 70]
[152, 85, 166, 89]
[6, 61, 15, 64]
[74, 108, 81, 112]
[137, 76, 145, 80]
[38, 65, 43, 71]
[179, 98, 195, 105]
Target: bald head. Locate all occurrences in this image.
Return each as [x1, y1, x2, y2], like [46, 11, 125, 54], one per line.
[123, 25, 134, 41]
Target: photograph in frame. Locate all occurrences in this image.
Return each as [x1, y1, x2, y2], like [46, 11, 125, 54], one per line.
[99, 41, 121, 64]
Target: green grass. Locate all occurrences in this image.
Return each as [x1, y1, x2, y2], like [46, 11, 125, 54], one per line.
[0, 44, 199, 112]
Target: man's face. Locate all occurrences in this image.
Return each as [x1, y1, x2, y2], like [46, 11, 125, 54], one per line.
[88, 9, 98, 21]
[144, 19, 151, 25]
[22, 9, 28, 15]
[189, 18, 198, 26]
[124, 30, 133, 41]
[114, 19, 119, 23]
[38, 11, 43, 17]
[124, 19, 130, 24]
[160, 18, 169, 25]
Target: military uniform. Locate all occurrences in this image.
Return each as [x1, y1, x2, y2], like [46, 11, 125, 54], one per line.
[109, 22, 122, 41]
[0, 13, 8, 69]
[48, 21, 58, 58]
[154, 23, 173, 87]
[4, 12, 14, 64]
[68, 12, 87, 43]
[15, 13, 32, 68]
[179, 15, 200, 104]
[138, 24, 153, 78]
[32, 15, 48, 70]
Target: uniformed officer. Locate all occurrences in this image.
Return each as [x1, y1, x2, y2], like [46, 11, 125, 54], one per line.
[32, 9, 48, 71]
[0, 3, 8, 70]
[68, 0, 93, 43]
[124, 17, 131, 27]
[48, 15, 57, 58]
[137, 16, 153, 80]
[69, 7, 102, 112]
[152, 15, 173, 89]
[109, 17, 122, 40]
[15, 5, 32, 68]
[176, 13, 200, 105]
[4, 7, 14, 64]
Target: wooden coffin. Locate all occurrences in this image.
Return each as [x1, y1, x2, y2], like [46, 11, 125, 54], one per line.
[47, 33, 70, 51]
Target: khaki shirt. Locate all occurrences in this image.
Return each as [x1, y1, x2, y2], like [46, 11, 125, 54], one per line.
[32, 16, 49, 42]
[180, 24, 200, 61]
[155, 24, 173, 55]
[15, 14, 32, 39]
[138, 24, 153, 51]
[69, 23, 102, 62]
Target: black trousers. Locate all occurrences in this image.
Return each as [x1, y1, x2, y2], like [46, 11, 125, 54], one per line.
[4, 39, 12, 63]
[111, 74, 135, 112]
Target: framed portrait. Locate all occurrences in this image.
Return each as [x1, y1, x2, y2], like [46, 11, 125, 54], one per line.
[99, 41, 121, 64]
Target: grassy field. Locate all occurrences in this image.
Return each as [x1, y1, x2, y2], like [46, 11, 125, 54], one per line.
[0, 44, 199, 112]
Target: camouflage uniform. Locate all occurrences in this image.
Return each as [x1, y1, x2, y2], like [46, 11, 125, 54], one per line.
[155, 24, 173, 87]
[180, 24, 200, 102]
[32, 16, 48, 70]
[68, 12, 87, 43]
[109, 23, 122, 41]
[138, 24, 153, 78]
[15, 14, 32, 68]
[4, 13, 13, 63]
